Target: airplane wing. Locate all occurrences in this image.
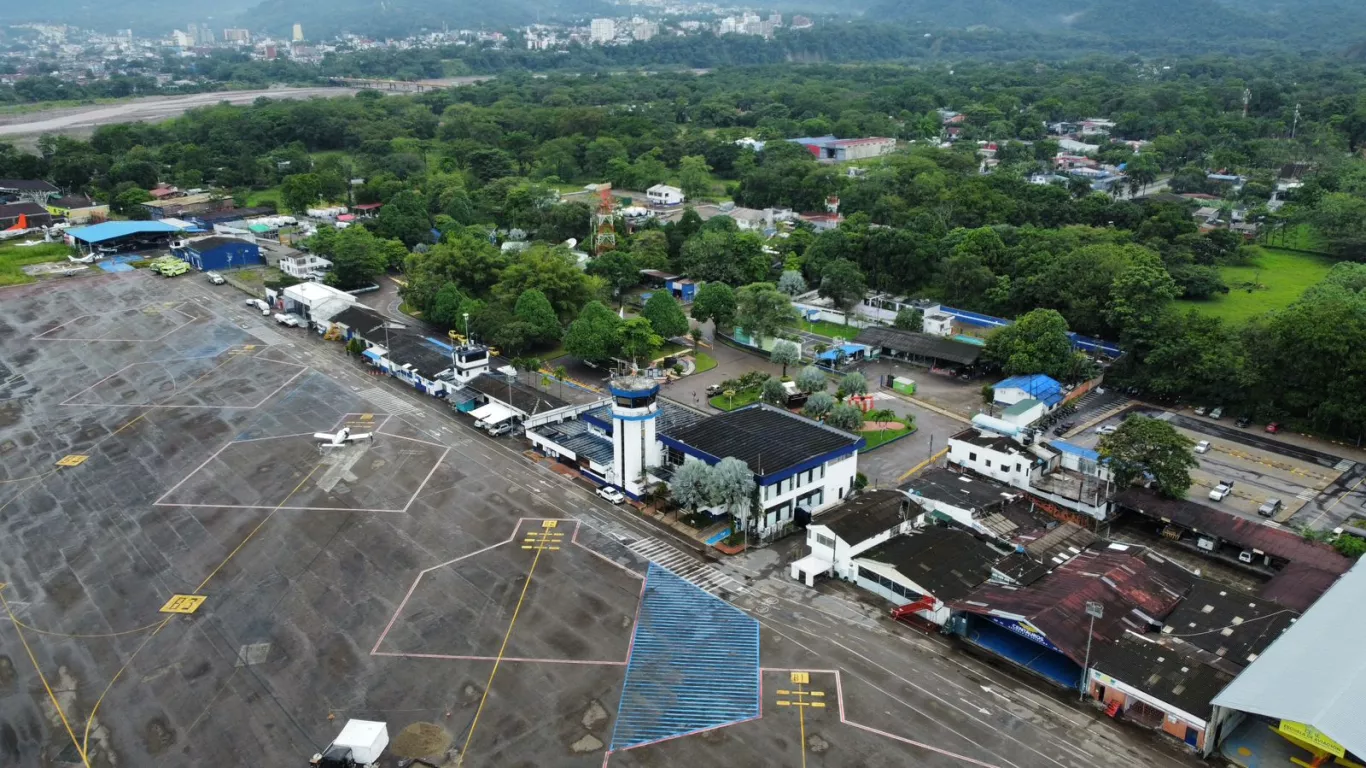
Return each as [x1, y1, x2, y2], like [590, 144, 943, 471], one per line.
[312, 432, 336, 441]
[345, 433, 373, 442]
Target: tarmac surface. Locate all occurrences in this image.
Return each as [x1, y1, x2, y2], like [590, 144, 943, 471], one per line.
[0, 270, 1212, 768]
[0, 87, 361, 142]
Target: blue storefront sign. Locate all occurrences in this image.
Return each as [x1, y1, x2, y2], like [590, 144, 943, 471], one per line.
[983, 615, 1065, 655]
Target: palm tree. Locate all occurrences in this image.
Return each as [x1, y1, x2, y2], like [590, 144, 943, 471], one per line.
[723, 389, 736, 410]
[868, 408, 897, 442]
[554, 365, 568, 398]
[689, 327, 703, 348]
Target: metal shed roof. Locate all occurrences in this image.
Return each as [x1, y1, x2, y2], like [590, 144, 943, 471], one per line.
[67, 221, 182, 244]
[1211, 558, 1366, 758]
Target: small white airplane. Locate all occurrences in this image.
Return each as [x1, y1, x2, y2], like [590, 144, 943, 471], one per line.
[312, 427, 373, 447]
[68, 253, 103, 264]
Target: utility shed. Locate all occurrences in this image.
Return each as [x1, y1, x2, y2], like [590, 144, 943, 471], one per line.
[179, 236, 263, 271]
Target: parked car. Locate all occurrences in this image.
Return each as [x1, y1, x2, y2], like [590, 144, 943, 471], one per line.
[486, 421, 513, 437]
[1258, 498, 1284, 518]
[245, 298, 270, 315]
[1194, 406, 1207, 416]
[705, 384, 724, 397]
[205, 271, 225, 285]
[1096, 424, 1118, 435]
[1209, 481, 1234, 501]
[1194, 440, 1211, 454]
[1209, 407, 1224, 419]
[1265, 422, 1281, 434]
[273, 313, 302, 327]
[1235, 416, 1251, 428]
[597, 486, 626, 504]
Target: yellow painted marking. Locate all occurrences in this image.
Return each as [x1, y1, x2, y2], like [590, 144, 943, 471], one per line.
[159, 595, 206, 614]
[458, 532, 548, 765]
[56, 454, 89, 467]
[359, 413, 373, 421]
[541, 520, 558, 528]
[0, 589, 91, 767]
[809, 691, 825, 697]
[797, 680, 808, 768]
[242, 345, 256, 351]
[776, 701, 791, 707]
[790, 671, 810, 684]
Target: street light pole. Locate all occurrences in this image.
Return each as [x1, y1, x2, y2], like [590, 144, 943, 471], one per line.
[1081, 601, 1103, 701]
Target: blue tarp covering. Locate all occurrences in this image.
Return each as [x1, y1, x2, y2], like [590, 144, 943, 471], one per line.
[67, 221, 182, 244]
[940, 304, 1123, 358]
[995, 374, 1064, 408]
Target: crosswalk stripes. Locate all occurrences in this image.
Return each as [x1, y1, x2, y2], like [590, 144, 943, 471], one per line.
[357, 386, 421, 416]
[1335, 459, 1356, 472]
[1297, 488, 1318, 501]
[626, 537, 745, 595]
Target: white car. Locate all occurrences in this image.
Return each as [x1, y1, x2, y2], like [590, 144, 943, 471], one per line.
[1194, 440, 1211, 454]
[206, 272, 225, 285]
[245, 298, 270, 315]
[597, 486, 626, 504]
[1095, 425, 1118, 435]
[273, 313, 303, 327]
[1209, 481, 1234, 501]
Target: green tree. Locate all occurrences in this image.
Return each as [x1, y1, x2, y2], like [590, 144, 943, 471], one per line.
[321, 226, 386, 289]
[802, 392, 836, 420]
[586, 250, 640, 303]
[111, 186, 152, 215]
[494, 246, 598, 319]
[1098, 416, 1197, 498]
[619, 317, 663, 367]
[707, 456, 756, 534]
[426, 283, 470, 329]
[671, 459, 713, 515]
[893, 307, 922, 331]
[1334, 534, 1366, 558]
[983, 309, 1076, 380]
[691, 281, 737, 328]
[818, 259, 868, 321]
[563, 300, 622, 364]
[826, 403, 865, 433]
[514, 289, 562, 346]
[761, 377, 788, 406]
[678, 154, 713, 200]
[735, 282, 797, 344]
[377, 189, 432, 248]
[795, 365, 827, 394]
[1106, 249, 1180, 347]
[777, 269, 807, 296]
[280, 173, 322, 213]
[642, 290, 690, 339]
[842, 371, 868, 395]
[770, 339, 801, 377]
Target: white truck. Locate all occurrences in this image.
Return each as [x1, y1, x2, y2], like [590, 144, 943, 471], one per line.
[1208, 480, 1234, 502]
[310, 719, 388, 768]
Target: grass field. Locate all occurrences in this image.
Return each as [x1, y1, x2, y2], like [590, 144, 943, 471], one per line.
[709, 388, 761, 411]
[0, 241, 73, 286]
[1176, 246, 1339, 323]
[860, 418, 915, 452]
[693, 351, 718, 373]
[243, 186, 283, 209]
[792, 317, 861, 341]
[1263, 223, 1329, 253]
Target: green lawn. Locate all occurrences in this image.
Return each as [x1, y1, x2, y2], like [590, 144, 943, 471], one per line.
[0, 242, 73, 286]
[709, 389, 761, 411]
[243, 186, 283, 209]
[791, 317, 861, 341]
[1176, 246, 1339, 323]
[693, 351, 718, 373]
[1264, 223, 1329, 253]
[859, 419, 916, 452]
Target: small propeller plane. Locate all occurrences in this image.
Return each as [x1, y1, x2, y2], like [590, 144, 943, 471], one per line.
[312, 427, 373, 447]
[68, 252, 103, 264]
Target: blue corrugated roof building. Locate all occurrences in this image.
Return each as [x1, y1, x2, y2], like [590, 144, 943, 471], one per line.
[68, 221, 183, 244]
[994, 374, 1064, 408]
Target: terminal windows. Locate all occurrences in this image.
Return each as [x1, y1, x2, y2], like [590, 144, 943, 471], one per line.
[815, 533, 835, 549]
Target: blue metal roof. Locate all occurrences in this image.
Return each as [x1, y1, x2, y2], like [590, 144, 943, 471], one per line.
[1050, 440, 1101, 462]
[995, 374, 1064, 407]
[67, 221, 182, 244]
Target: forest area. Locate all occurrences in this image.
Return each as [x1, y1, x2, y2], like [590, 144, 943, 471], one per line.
[6, 58, 1366, 439]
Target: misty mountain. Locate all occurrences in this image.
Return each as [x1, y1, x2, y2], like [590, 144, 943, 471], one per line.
[0, 0, 256, 33]
[863, 0, 1278, 43]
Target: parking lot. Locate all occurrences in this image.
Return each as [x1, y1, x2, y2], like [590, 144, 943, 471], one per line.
[1071, 406, 1356, 526]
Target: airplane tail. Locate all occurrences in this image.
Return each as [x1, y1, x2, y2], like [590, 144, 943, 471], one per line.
[4, 214, 27, 232]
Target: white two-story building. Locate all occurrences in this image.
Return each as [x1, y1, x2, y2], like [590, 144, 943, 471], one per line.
[947, 424, 1115, 520]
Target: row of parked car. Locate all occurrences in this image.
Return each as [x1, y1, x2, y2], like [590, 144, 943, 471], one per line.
[1194, 405, 1281, 433]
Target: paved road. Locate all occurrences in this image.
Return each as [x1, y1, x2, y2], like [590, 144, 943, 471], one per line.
[0, 87, 360, 139]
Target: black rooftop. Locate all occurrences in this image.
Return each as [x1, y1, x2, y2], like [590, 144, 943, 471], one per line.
[188, 236, 253, 251]
[466, 372, 569, 416]
[811, 490, 908, 545]
[856, 526, 1000, 602]
[662, 404, 861, 479]
[0, 201, 50, 217]
[902, 466, 1020, 511]
[1092, 633, 1236, 721]
[328, 305, 400, 336]
[0, 179, 59, 192]
[855, 326, 982, 366]
[1161, 579, 1298, 666]
[383, 332, 457, 381]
